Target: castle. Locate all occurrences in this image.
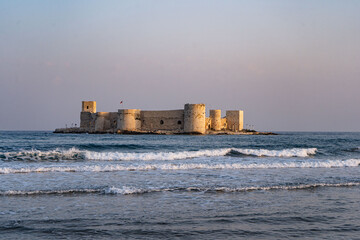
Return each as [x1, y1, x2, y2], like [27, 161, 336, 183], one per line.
[71, 101, 243, 134]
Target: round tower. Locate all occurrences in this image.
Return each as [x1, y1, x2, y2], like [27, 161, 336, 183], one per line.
[118, 109, 141, 131]
[210, 110, 221, 131]
[95, 112, 110, 132]
[184, 104, 206, 134]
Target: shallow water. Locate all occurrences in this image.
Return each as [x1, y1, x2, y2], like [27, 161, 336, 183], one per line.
[0, 131, 359, 239]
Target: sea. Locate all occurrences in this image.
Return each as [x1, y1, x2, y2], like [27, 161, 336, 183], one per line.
[0, 131, 359, 239]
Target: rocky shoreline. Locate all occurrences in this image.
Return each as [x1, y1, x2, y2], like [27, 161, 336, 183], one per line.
[53, 127, 277, 135]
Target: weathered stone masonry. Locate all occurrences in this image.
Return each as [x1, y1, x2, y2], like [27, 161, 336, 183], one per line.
[79, 101, 244, 134]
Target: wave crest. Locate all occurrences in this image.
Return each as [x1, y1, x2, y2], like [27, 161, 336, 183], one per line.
[0, 148, 84, 161]
[0, 147, 317, 162]
[232, 148, 317, 157]
[85, 148, 231, 161]
[2, 182, 359, 196]
[1, 159, 359, 174]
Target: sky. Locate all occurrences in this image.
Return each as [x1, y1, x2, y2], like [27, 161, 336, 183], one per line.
[0, 0, 359, 131]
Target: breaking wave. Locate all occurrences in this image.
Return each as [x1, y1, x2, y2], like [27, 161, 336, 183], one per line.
[1, 159, 359, 174]
[85, 148, 230, 161]
[0, 147, 317, 161]
[231, 148, 317, 157]
[0, 148, 84, 161]
[2, 182, 360, 196]
[0, 188, 101, 196]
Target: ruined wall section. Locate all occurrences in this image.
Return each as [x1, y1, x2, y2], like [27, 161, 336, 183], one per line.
[209, 110, 221, 131]
[118, 109, 141, 131]
[140, 110, 184, 131]
[184, 104, 206, 134]
[226, 110, 244, 131]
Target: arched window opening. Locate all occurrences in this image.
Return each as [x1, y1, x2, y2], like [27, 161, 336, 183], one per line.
[160, 120, 164, 125]
[178, 120, 182, 125]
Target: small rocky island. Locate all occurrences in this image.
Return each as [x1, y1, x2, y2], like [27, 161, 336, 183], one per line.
[54, 101, 276, 135]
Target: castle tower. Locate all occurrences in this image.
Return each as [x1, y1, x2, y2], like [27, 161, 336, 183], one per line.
[209, 110, 221, 131]
[82, 101, 96, 113]
[80, 101, 96, 129]
[184, 104, 206, 134]
[226, 110, 244, 131]
[118, 109, 141, 131]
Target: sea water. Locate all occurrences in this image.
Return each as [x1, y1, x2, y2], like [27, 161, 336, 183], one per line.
[0, 131, 359, 239]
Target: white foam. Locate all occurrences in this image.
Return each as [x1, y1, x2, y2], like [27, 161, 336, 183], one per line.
[0, 188, 100, 196]
[84, 148, 231, 161]
[196, 182, 360, 192]
[103, 182, 360, 195]
[84, 148, 317, 161]
[151, 159, 360, 170]
[1, 147, 318, 162]
[1, 147, 84, 161]
[1, 159, 359, 174]
[232, 148, 317, 157]
[104, 186, 146, 195]
[2, 182, 359, 196]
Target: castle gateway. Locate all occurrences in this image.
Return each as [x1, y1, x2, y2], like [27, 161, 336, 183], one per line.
[78, 101, 243, 134]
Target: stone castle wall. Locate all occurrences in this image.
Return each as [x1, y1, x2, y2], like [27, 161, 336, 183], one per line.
[81, 111, 118, 132]
[141, 110, 184, 131]
[95, 112, 118, 132]
[80, 112, 93, 129]
[79, 101, 243, 134]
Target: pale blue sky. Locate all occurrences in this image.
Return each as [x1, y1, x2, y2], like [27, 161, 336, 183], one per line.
[1, 0, 359, 131]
